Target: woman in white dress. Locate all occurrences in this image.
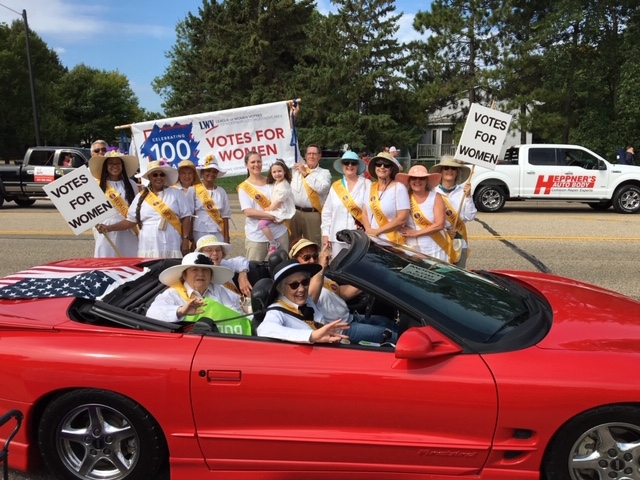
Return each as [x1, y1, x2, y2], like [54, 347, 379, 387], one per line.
[397, 165, 449, 261]
[96, 159, 191, 258]
[188, 154, 231, 243]
[89, 151, 139, 257]
[237, 151, 289, 261]
[321, 151, 370, 259]
[360, 151, 410, 245]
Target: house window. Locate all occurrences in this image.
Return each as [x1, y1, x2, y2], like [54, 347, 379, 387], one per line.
[442, 130, 453, 145]
[431, 130, 437, 145]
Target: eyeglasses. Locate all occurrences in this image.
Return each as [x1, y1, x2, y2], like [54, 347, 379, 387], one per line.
[441, 166, 457, 171]
[299, 253, 319, 261]
[92, 147, 107, 153]
[150, 172, 166, 178]
[306, 152, 320, 156]
[285, 277, 311, 290]
[375, 161, 392, 168]
[342, 161, 359, 167]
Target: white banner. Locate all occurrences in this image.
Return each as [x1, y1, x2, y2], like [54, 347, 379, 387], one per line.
[129, 101, 299, 177]
[455, 103, 512, 170]
[43, 166, 117, 235]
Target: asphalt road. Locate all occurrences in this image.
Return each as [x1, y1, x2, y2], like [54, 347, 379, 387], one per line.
[2, 196, 640, 479]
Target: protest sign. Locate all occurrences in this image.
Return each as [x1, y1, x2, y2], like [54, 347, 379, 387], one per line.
[43, 165, 117, 235]
[455, 103, 512, 170]
[129, 100, 298, 177]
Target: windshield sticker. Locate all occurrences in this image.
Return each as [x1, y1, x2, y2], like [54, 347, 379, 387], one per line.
[401, 264, 444, 283]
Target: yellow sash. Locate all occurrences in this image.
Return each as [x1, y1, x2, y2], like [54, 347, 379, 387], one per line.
[441, 195, 469, 245]
[332, 180, 362, 223]
[276, 299, 319, 330]
[369, 182, 404, 245]
[194, 184, 224, 230]
[409, 194, 459, 263]
[302, 168, 323, 212]
[323, 278, 340, 293]
[104, 183, 139, 236]
[144, 190, 182, 235]
[237, 181, 271, 210]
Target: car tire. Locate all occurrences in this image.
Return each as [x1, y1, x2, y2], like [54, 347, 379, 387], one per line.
[14, 198, 36, 207]
[612, 185, 640, 213]
[474, 185, 506, 212]
[38, 389, 167, 480]
[542, 405, 640, 480]
[0, 193, 4, 208]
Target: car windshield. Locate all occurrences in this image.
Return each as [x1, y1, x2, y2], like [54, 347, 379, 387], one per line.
[339, 239, 535, 344]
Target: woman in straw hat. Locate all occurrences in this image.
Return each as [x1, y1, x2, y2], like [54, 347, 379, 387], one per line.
[321, 151, 370, 259]
[96, 159, 192, 258]
[188, 154, 231, 244]
[173, 159, 200, 194]
[430, 156, 477, 268]
[360, 151, 410, 245]
[89, 150, 139, 257]
[397, 165, 449, 261]
[146, 252, 244, 324]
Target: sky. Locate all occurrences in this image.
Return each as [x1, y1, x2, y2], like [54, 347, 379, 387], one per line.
[0, 0, 428, 115]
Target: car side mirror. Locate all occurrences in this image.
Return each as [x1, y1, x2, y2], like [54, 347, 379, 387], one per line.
[395, 326, 462, 360]
[598, 160, 607, 170]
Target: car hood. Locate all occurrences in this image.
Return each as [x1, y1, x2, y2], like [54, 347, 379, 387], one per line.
[494, 270, 640, 353]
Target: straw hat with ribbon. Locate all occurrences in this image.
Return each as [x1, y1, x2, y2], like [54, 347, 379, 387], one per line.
[429, 156, 471, 184]
[136, 158, 179, 187]
[89, 150, 139, 179]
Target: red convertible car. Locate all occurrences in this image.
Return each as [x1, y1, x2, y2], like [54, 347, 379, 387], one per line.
[1, 230, 639, 480]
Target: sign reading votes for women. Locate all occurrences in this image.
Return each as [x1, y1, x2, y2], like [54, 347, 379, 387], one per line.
[455, 103, 512, 171]
[130, 101, 298, 177]
[43, 166, 116, 235]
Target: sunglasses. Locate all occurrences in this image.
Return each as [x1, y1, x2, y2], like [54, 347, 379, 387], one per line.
[375, 161, 392, 168]
[342, 161, 359, 167]
[93, 147, 107, 153]
[441, 166, 458, 171]
[285, 277, 311, 290]
[299, 252, 319, 261]
[409, 176, 426, 181]
[150, 172, 166, 178]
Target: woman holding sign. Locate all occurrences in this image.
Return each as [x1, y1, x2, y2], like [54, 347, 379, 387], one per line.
[96, 159, 192, 258]
[89, 150, 139, 257]
[430, 156, 477, 268]
[360, 151, 409, 245]
[237, 151, 289, 261]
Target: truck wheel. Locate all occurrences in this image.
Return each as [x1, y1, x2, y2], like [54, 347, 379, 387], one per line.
[587, 201, 612, 211]
[0, 194, 4, 209]
[14, 198, 36, 207]
[474, 185, 505, 212]
[612, 185, 640, 214]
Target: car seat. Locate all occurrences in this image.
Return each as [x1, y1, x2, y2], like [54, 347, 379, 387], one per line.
[250, 277, 274, 334]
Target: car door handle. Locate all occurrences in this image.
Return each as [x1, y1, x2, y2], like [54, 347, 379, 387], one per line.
[526, 171, 536, 174]
[206, 370, 242, 383]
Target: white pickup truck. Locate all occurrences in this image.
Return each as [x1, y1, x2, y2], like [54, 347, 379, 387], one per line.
[471, 144, 640, 213]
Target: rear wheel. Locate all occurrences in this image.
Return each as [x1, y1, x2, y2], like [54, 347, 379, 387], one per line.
[474, 185, 506, 212]
[38, 389, 167, 480]
[612, 185, 640, 213]
[587, 201, 612, 211]
[0, 193, 4, 208]
[543, 405, 640, 480]
[14, 198, 36, 207]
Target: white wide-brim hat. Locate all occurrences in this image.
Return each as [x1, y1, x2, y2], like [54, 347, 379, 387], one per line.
[430, 157, 471, 184]
[195, 236, 231, 256]
[197, 154, 226, 177]
[89, 151, 139, 179]
[137, 159, 179, 187]
[159, 252, 235, 286]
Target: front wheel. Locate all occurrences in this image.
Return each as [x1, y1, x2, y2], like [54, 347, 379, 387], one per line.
[587, 201, 612, 211]
[474, 185, 506, 212]
[543, 405, 640, 480]
[38, 389, 167, 480]
[14, 198, 36, 207]
[612, 185, 640, 213]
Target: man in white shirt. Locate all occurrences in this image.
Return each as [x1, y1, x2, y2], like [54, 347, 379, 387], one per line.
[289, 143, 332, 246]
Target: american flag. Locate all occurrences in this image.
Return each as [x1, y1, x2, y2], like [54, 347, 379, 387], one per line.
[0, 265, 145, 300]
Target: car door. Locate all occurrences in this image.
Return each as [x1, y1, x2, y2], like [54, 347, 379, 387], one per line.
[521, 147, 566, 198]
[190, 332, 497, 477]
[560, 147, 610, 199]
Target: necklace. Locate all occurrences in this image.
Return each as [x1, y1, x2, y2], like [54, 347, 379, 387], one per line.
[378, 181, 389, 201]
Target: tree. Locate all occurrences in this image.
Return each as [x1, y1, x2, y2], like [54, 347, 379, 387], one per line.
[57, 64, 143, 145]
[0, 20, 66, 159]
[153, 0, 315, 117]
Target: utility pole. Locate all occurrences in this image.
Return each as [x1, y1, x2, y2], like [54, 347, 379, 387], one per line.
[22, 9, 41, 146]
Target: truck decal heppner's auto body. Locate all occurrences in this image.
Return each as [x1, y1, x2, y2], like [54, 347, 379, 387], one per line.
[534, 175, 597, 194]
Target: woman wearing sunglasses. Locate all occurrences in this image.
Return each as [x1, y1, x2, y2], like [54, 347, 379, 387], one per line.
[321, 151, 370, 259]
[430, 156, 477, 268]
[360, 151, 410, 245]
[96, 159, 192, 258]
[257, 259, 349, 344]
